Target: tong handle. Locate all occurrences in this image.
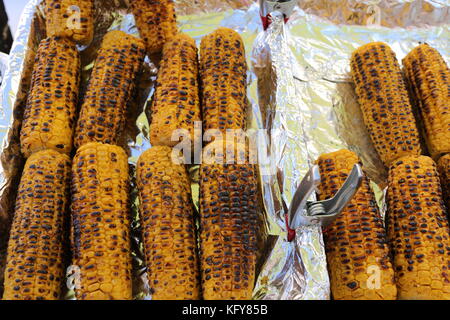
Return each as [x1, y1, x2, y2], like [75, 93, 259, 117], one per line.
[287, 165, 321, 229]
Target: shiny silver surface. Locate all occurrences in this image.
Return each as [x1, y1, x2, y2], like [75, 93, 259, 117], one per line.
[0, 0, 448, 300]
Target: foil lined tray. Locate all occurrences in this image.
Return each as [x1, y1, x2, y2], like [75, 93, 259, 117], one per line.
[0, 0, 448, 300]
[251, 2, 449, 299]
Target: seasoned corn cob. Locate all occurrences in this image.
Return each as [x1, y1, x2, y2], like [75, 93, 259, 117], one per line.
[149, 34, 201, 148]
[74, 31, 145, 149]
[386, 155, 450, 300]
[130, 0, 178, 55]
[403, 44, 450, 159]
[200, 28, 248, 133]
[44, 0, 94, 45]
[199, 140, 258, 300]
[351, 42, 421, 167]
[437, 154, 450, 212]
[20, 36, 80, 158]
[136, 146, 200, 300]
[3, 150, 71, 300]
[316, 150, 397, 300]
[71, 142, 132, 300]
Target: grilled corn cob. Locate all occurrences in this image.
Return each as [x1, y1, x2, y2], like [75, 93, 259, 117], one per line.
[2, 150, 71, 300]
[386, 155, 450, 299]
[136, 146, 200, 300]
[403, 44, 450, 159]
[71, 142, 132, 300]
[74, 31, 145, 149]
[350, 42, 421, 167]
[44, 0, 94, 45]
[149, 34, 201, 148]
[200, 28, 248, 133]
[130, 0, 178, 55]
[437, 154, 450, 213]
[316, 150, 397, 300]
[199, 140, 258, 300]
[20, 36, 80, 158]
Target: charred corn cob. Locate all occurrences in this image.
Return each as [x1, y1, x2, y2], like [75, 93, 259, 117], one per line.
[351, 42, 421, 167]
[403, 44, 450, 159]
[3, 150, 71, 300]
[136, 146, 200, 300]
[71, 142, 132, 300]
[74, 31, 145, 149]
[20, 36, 80, 158]
[437, 154, 450, 213]
[386, 155, 450, 300]
[200, 28, 248, 133]
[130, 0, 178, 55]
[44, 0, 94, 45]
[316, 150, 397, 300]
[199, 140, 258, 300]
[149, 34, 201, 148]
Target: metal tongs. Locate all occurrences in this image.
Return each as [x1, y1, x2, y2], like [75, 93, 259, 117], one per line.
[259, 0, 297, 30]
[285, 164, 363, 241]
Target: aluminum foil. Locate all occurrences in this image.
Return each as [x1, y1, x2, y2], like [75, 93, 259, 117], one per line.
[252, 2, 449, 300]
[299, 0, 450, 28]
[0, 53, 8, 84]
[0, 0, 449, 300]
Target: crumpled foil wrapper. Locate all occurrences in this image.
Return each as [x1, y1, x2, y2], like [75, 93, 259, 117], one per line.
[251, 1, 449, 300]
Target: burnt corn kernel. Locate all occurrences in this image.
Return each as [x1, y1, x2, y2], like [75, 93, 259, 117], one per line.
[44, 0, 94, 45]
[437, 154, 450, 212]
[200, 28, 248, 133]
[150, 34, 201, 147]
[350, 42, 421, 167]
[403, 44, 450, 159]
[20, 36, 80, 158]
[2, 150, 71, 300]
[386, 155, 450, 299]
[136, 146, 201, 300]
[130, 0, 177, 55]
[71, 142, 132, 300]
[316, 150, 397, 300]
[74, 31, 145, 149]
[199, 141, 258, 300]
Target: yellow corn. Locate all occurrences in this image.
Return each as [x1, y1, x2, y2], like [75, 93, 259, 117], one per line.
[386, 155, 450, 299]
[130, 0, 178, 55]
[74, 31, 145, 149]
[136, 146, 201, 300]
[200, 28, 248, 133]
[437, 154, 450, 212]
[351, 42, 422, 167]
[316, 149, 397, 300]
[403, 44, 450, 159]
[149, 34, 201, 148]
[20, 36, 80, 158]
[199, 140, 258, 300]
[44, 0, 94, 45]
[2, 150, 71, 300]
[71, 142, 132, 300]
